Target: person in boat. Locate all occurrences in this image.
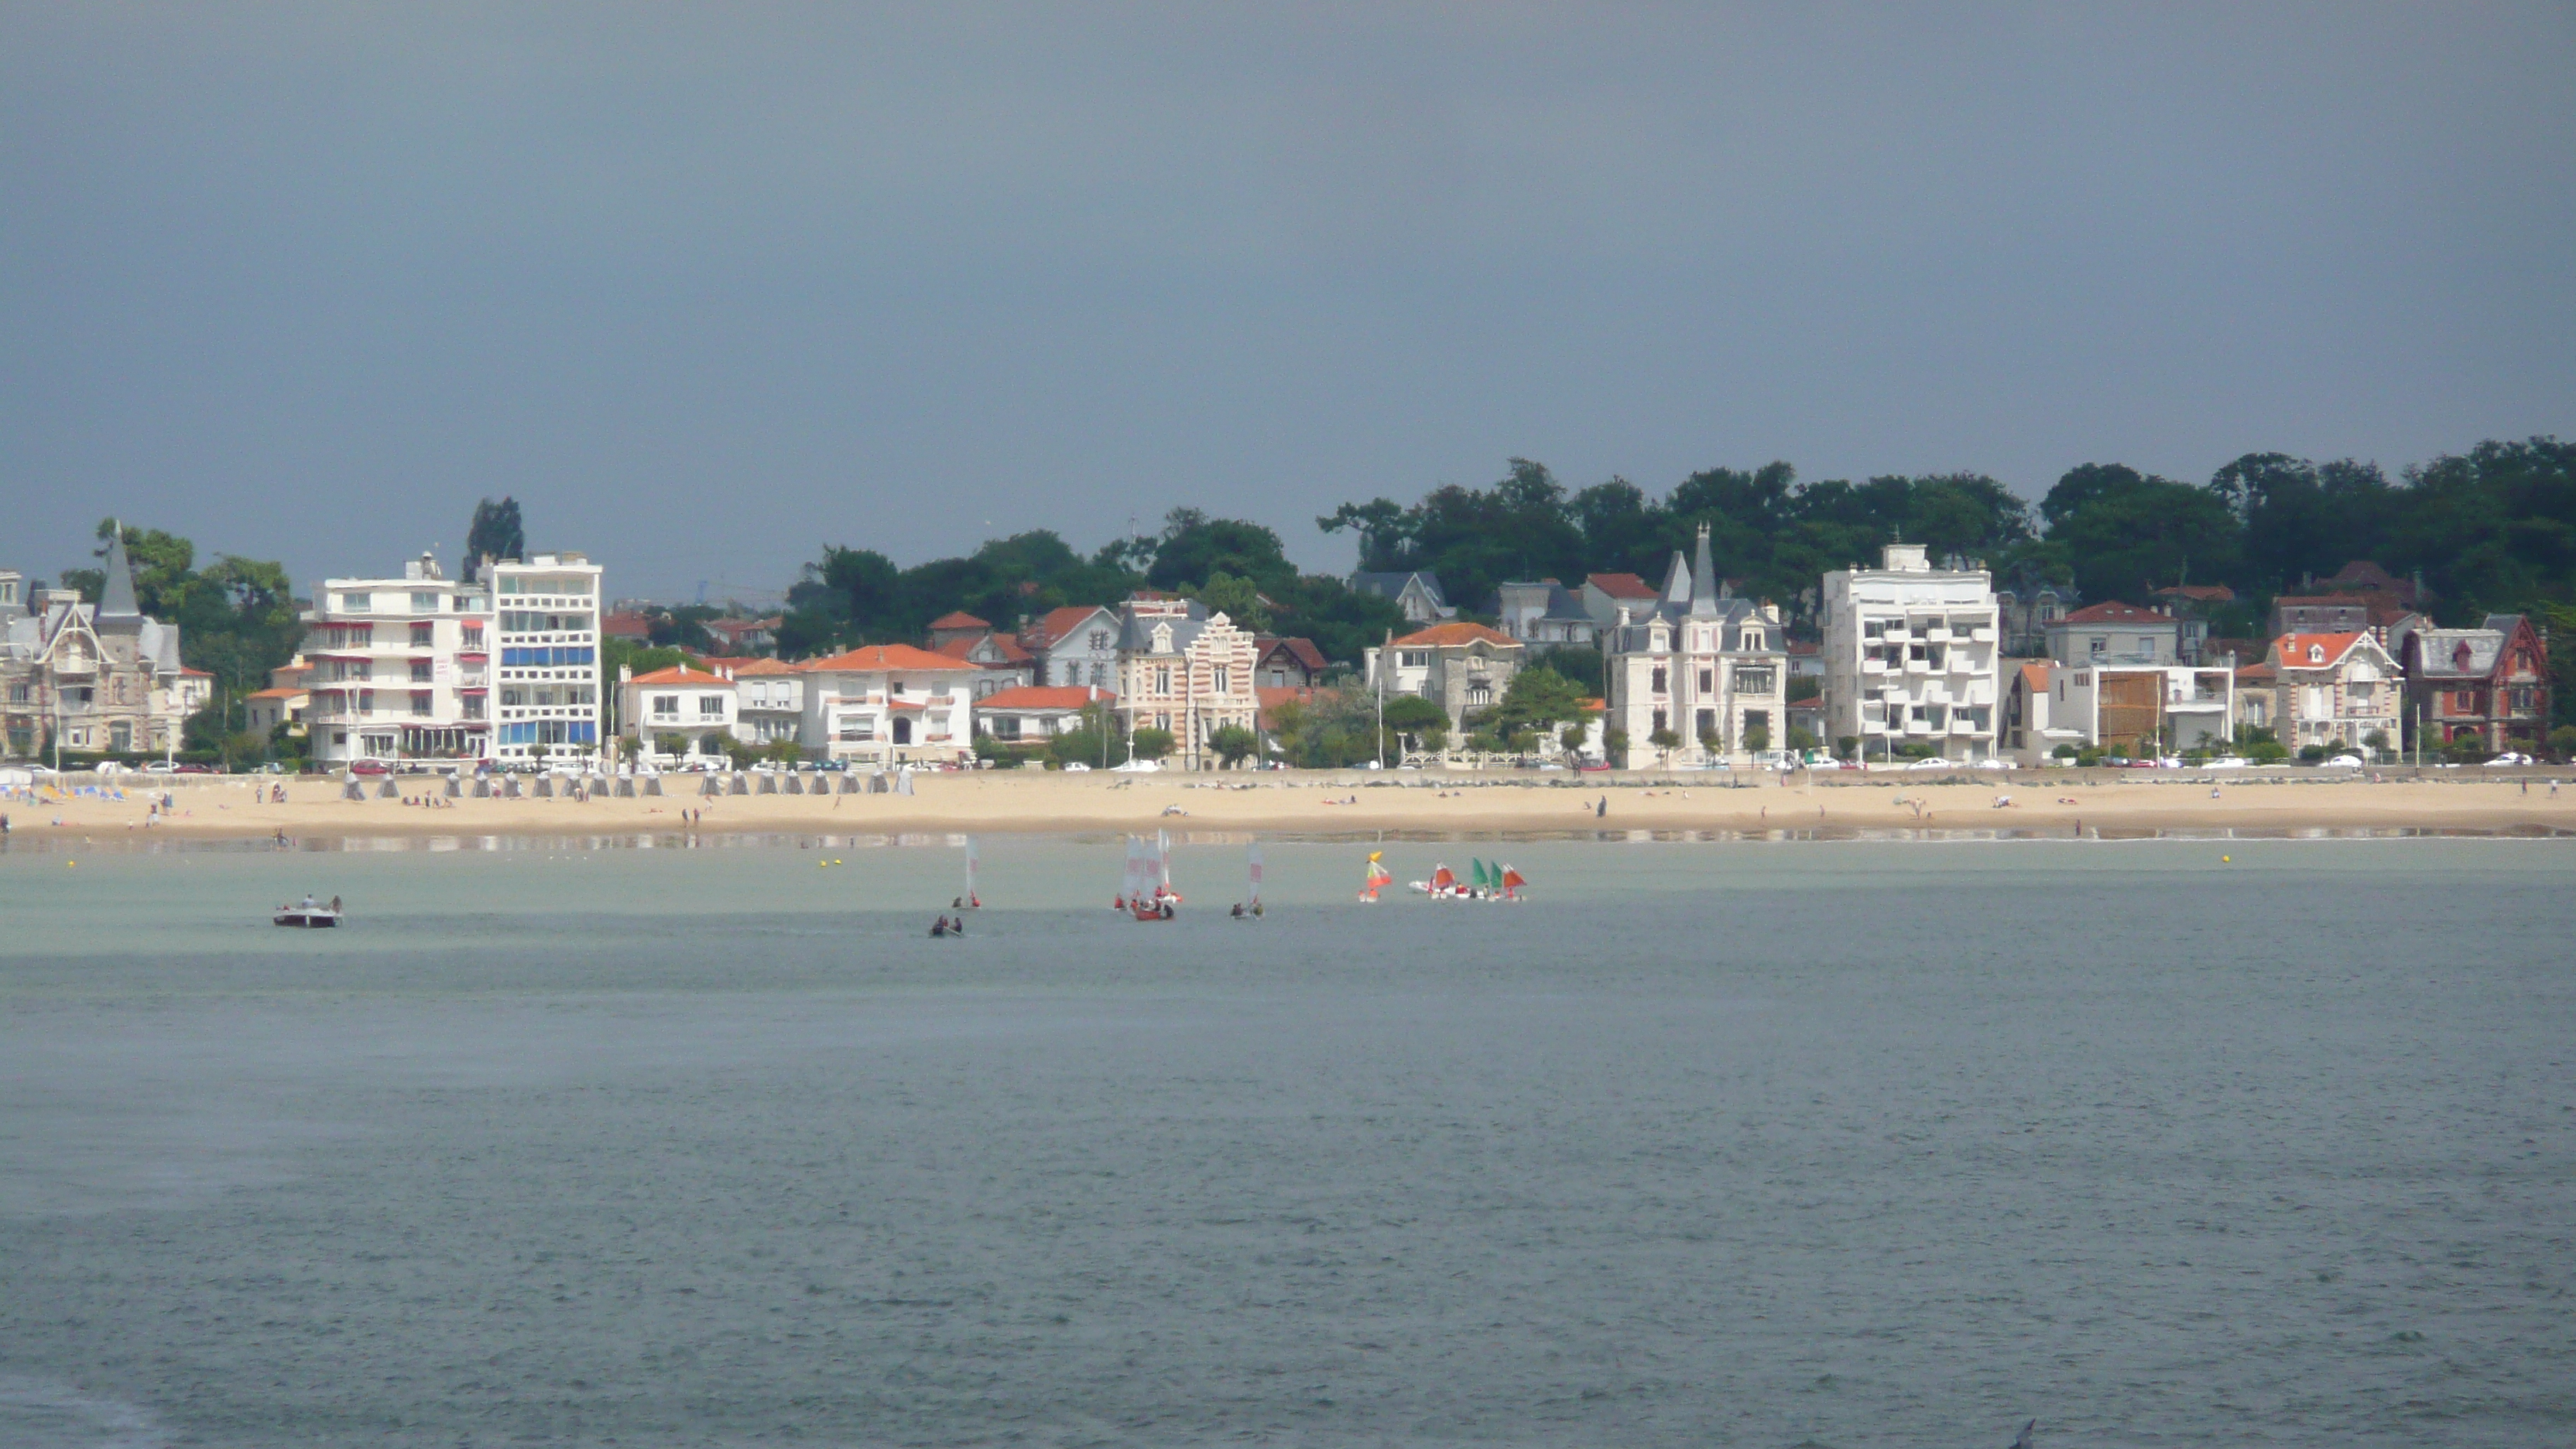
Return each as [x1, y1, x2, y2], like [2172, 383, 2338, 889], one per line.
[930, 916, 948, 937]
[1160, 899, 1175, 920]
[949, 914, 965, 935]
[330, 896, 342, 915]
[1230, 902, 1245, 918]
[298, 893, 318, 910]
[952, 896, 964, 909]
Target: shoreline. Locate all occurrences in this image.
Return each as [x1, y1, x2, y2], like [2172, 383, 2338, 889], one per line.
[7, 769, 2574, 849]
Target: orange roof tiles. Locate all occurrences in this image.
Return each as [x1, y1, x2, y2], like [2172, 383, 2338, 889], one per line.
[927, 611, 989, 630]
[2273, 632, 2366, 668]
[626, 666, 735, 688]
[1029, 605, 1113, 646]
[796, 643, 977, 673]
[728, 656, 798, 676]
[977, 684, 1114, 711]
[1585, 572, 1657, 600]
[1391, 622, 1519, 648]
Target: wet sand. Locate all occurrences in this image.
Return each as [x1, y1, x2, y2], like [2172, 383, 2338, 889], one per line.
[12, 767, 2576, 841]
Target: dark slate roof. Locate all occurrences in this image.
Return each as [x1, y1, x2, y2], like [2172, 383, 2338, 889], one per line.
[1117, 601, 1212, 654]
[1351, 570, 1447, 607]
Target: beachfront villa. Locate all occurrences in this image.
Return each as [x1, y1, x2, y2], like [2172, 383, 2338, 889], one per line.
[2251, 631, 2403, 756]
[794, 643, 978, 764]
[2396, 614, 2551, 755]
[973, 683, 1115, 743]
[1115, 595, 1259, 769]
[1820, 541, 2002, 762]
[0, 539, 197, 760]
[616, 663, 742, 760]
[1025, 605, 1122, 690]
[1598, 525, 1786, 766]
[1350, 570, 1454, 624]
[927, 614, 1037, 697]
[1368, 620, 1530, 739]
[2045, 601, 2183, 665]
[728, 656, 805, 746]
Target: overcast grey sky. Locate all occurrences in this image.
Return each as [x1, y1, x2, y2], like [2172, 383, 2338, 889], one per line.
[5, 3, 2571, 602]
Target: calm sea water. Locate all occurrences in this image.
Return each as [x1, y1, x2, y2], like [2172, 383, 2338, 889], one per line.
[2, 837, 2571, 1447]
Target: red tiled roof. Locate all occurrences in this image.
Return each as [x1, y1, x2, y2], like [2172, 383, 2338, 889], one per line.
[2060, 601, 2169, 625]
[2019, 662, 2050, 694]
[1391, 622, 1519, 648]
[626, 666, 735, 688]
[927, 611, 989, 630]
[2153, 584, 2236, 603]
[729, 656, 798, 676]
[1029, 605, 1112, 646]
[245, 687, 305, 701]
[1786, 639, 1820, 656]
[933, 634, 1033, 666]
[2236, 663, 2277, 683]
[796, 644, 977, 673]
[601, 611, 653, 639]
[2272, 632, 2366, 670]
[1255, 684, 1319, 729]
[179, 666, 214, 677]
[977, 684, 1113, 711]
[1585, 572, 1657, 600]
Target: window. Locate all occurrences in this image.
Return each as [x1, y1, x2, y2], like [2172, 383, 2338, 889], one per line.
[1468, 684, 1492, 706]
[1651, 667, 1668, 695]
[698, 696, 724, 718]
[1400, 650, 1430, 668]
[2307, 644, 2325, 663]
[1695, 707, 1717, 739]
[1268, 669, 1286, 687]
[410, 691, 433, 717]
[413, 591, 438, 612]
[461, 695, 485, 720]
[1156, 713, 1170, 731]
[1651, 709, 1667, 734]
[7, 683, 26, 704]
[411, 660, 433, 683]
[889, 678, 906, 695]
[652, 694, 680, 719]
[2088, 636, 2107, 656]
[461, 626, 484, 651]
[409, 623, 435, 647]
[1089, 663, 1107, 687]
[1089, 630, 1109, 650]
[1155, 666, 1173, 694]
[1732, 666, 1776, 694]
[1697, 669, 1714, 692]
[340, 592, 372, 612]
[1213, 666, 1229, 694]
[993, 715, 1022, 741]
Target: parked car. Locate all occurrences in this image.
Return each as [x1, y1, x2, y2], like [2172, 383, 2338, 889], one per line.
[2203, 757, 2249, 769]
[349, 759, 391, 776]
[1903, 756, 1957, 771]
[2322, 754, 2365, 768]
[171, 762, 218, 775]
[1060, 761, 1091, 772]
[2483, 752, 2536, 767]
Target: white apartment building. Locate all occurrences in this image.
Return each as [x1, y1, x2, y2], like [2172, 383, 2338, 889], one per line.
[490, 553, 605, 765]
[795, 644, 978, 764]
[1821, 543, 2001, 762]
[303, 553, 491, 766]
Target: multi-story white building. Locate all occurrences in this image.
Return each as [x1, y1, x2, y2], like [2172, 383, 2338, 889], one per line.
[1821, 543, 2001, 762]
[1599, 526, 1787, 767]
[304, 552, 492, 766]
[2001, 659, 2236, 763]
[488, 553, 604, 766]
[795, 644, 978, 764]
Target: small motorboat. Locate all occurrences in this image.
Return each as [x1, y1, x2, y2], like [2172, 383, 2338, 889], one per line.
[273, 896, 341, 928]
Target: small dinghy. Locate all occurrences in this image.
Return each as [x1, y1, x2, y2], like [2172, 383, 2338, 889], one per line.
[273, 895, 342, 928]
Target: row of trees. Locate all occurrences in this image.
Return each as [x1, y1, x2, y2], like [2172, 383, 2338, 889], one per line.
[1323, 439, 2576, 635]
[777, 510, 1407, 663]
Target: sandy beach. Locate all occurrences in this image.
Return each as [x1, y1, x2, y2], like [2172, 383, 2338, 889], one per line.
[9, 766, 2575, 843]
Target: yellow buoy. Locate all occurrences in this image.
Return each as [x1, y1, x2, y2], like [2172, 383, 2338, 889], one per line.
[2221, 855, 2232, 863]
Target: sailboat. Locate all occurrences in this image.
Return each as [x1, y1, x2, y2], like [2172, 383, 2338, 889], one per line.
[1359, 850, 1392, 903]
[1498, 863, 1527, 901]
[1468, 858, 1493, 897]
[1411, 862, 1461, 899]
[958, 835, 981, 909]
[1128, 831, 1178, 920]
[1235, 841, 1264, 918]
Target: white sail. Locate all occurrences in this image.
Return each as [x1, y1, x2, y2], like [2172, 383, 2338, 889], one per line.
[1157, 829, 1173, 893]
[964, 836, 979, 902]
[1247, 841, 1263, 906]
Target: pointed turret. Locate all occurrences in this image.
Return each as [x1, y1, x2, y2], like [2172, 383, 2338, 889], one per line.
[1688, 523, 1721, 616]
[1658, 550, 1691, 611]
[98, 522, 140, 618]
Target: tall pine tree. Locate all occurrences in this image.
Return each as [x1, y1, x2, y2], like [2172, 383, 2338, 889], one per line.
[465, 497, 526, 570]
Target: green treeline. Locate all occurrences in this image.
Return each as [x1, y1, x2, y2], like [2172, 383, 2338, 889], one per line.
[1321, 438, 2576, 632]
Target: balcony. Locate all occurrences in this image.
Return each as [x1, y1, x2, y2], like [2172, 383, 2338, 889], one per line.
[1860, 657, 1889, 676]
[1903, 657, 1930, 675]
[1969, 626, 1995, 643]
[1923, 626, 1953, 643]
